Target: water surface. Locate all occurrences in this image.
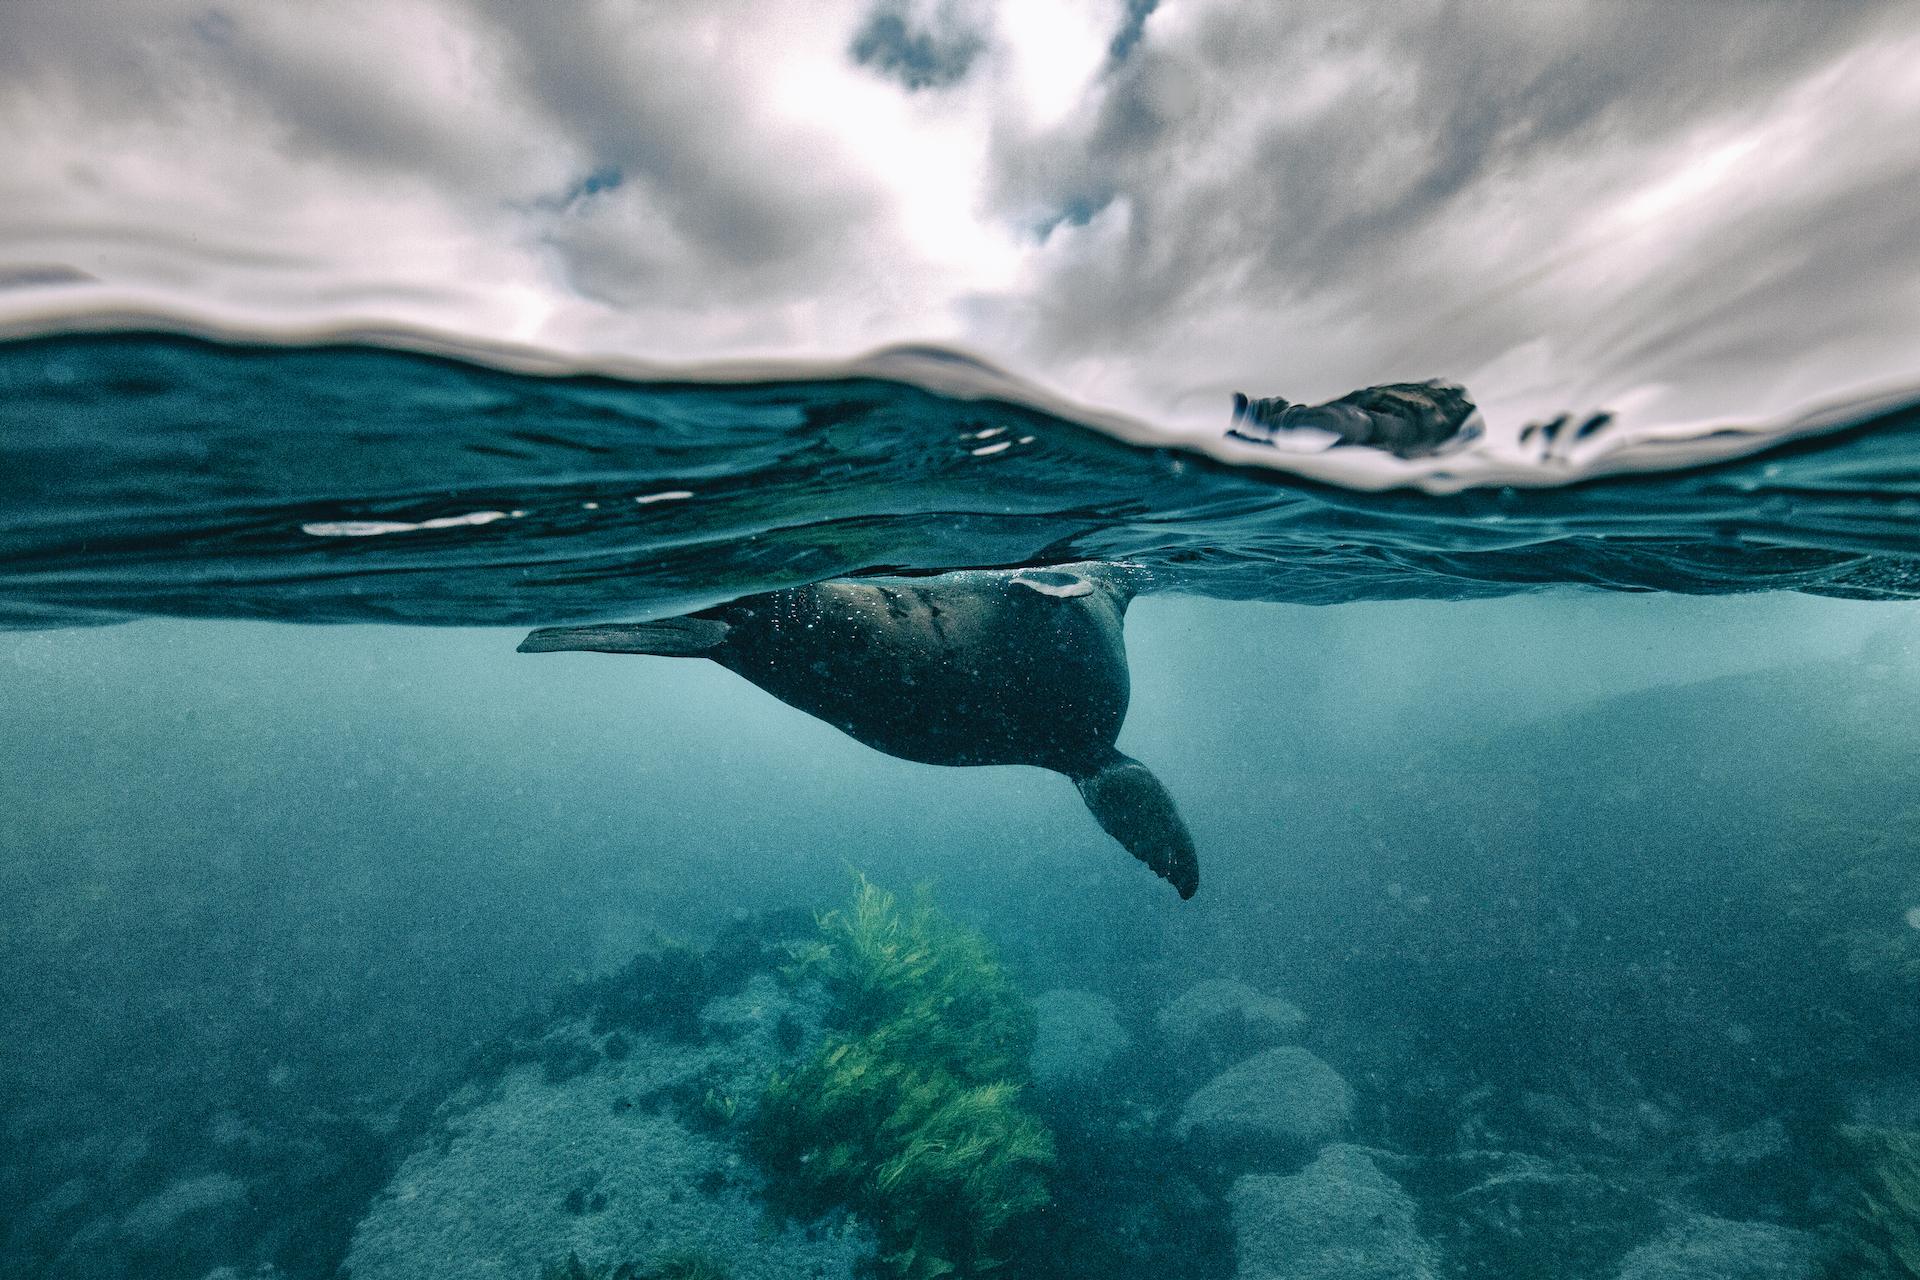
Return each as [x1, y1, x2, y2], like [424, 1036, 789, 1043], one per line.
[2, 327, 1917, 1280]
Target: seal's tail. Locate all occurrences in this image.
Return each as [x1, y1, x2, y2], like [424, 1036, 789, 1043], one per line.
[517, 616, 729, 656]
[1071, 751, 1200, 900]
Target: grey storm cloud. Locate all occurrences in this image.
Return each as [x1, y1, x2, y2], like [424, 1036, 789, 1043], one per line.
[4, 4, 530, 189]
[467, 1, 889, 309]
[1, 0, 1917, 427]
[981, 0, 1920, 413]
[1004, 3, 1892, 286]
[0, 0, 892, 314]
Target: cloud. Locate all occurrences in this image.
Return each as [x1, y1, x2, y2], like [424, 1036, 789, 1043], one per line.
[0, 0, 1916, 433]
[972, 0, 1920, 425]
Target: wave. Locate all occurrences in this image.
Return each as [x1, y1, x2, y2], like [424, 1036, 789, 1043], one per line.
[2, 317, 1918, 629]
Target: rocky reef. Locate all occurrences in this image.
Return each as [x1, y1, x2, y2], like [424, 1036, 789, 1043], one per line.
[341, 917, 875, 1280]
[1231, 1145, 1437, 1280]
[1175, 1046, 1353, 1167]
[7, 852, 1917, 1280]
[346, 877, 1064, 1280]
[342, 963, 870, 1280]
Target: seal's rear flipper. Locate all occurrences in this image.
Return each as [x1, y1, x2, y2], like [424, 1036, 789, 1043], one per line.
[517, 617, 729, 656]
[1072, 752, 1200, 899]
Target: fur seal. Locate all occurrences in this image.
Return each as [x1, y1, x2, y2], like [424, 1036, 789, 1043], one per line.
[518, 563, 1199, 898]
[1229, 379, 1482, 457]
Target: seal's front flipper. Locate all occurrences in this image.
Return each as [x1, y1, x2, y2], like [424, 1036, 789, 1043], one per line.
[1072, 751, 1200, 900]
[517, 616, 729, 656]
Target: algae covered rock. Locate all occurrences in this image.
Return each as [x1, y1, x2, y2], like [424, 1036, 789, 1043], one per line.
[1030, 989, 1130, 1091]
[1157, 979, 1306, 1068]
[1422, 1150, 1659, 1279]
[1229, 1144, 1436, 1280]
[1178, 1047, 1352, 1167]
[1613, 1213, 1818, 1280]
[342, 971, 873, 1280]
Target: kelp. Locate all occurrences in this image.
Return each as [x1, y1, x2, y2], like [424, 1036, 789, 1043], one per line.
[752, 876, 1054, 1279]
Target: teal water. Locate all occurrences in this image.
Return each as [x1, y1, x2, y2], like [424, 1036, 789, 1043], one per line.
[2, 334, 1919, 1279]
[4, 333, 1920, 633]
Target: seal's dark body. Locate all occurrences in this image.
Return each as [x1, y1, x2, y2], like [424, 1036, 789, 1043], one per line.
[518, 564, 1199, 898]
[708, 574, 1129, 775]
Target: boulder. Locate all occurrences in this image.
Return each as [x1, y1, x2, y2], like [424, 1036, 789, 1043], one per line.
[1157, 979, 1306, 1067]
[1427, 1150, 1659, 1278]
[1178, 1047, 1352, 1166]
[1030, 989, 1130, 1091]
[342, 974, 873, 1280]
[1230, 1144, 1437, 1280]
[1615, 1214, 1818, 1280]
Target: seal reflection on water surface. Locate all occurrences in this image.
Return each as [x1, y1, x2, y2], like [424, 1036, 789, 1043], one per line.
[518, 562, 1199, 898]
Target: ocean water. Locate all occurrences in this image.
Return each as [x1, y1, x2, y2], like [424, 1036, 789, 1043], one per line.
[2, 330, 1919, 1280]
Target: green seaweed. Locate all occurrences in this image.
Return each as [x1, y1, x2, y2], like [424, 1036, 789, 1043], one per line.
[539, 1248, 729, 1280]
[1834, 1126, 1920, 1278]
[751, 876, 1055, 1279]
[700, 1086, 739, 1129]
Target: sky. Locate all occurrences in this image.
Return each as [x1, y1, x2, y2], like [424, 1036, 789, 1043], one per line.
[2, 0, 1919, 433]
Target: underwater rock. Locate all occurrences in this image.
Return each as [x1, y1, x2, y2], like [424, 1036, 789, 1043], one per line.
[1229, 1144, 1437, 1280]
[1540, 1092, 1685, 1159]
[342, 973, 874, 1280]
[1156, 978, 1306, 1069]
[1177, 1047, 1352, 1167]
[1425, 1151, 1660, 1279]
[1030, 989, 1130, 1090]
[1613, 1213, 1818, 1280]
